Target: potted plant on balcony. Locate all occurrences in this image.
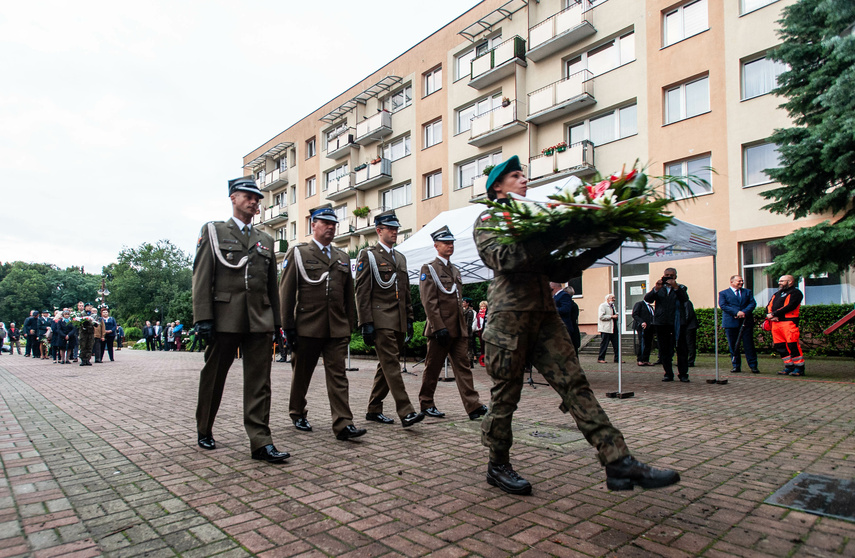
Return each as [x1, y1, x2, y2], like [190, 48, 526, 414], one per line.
[542, 146, 555, 156]
[370, 157, 382, 165]
[352, 206, 371, 218]
[483, 165, 495, 177]
[501, 97, 511, 107]
[555, 141, 568, 153]
[354, 163, 367, 171]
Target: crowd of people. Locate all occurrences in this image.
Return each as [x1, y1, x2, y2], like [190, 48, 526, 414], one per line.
[139, 320, 207, 352]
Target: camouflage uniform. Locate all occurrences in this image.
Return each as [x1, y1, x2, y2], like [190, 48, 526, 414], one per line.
[76, 314, 95, 364]
[474, 206, 630, 466]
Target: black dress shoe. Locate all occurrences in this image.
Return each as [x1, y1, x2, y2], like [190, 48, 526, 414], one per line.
[730, 368, 742, 373]
[679, 376, 690, 382]
[486, 461, 532, 495]
[251, 444, 290, 463]
[401, 412, 425, 428]
[662, 376, 674, 382]
[423, 406, 445, 418]
[750, 368, 760, 374]
[197, 434, 216, 450]
[468, 404, 488, 421]
[605, 455, 680, 491]
[336, 425, 367, 441]
[365, 412, 394, 424]
[293, 417, 313, 432]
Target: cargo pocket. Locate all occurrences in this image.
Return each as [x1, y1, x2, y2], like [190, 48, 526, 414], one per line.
[481, 326, 519, 380]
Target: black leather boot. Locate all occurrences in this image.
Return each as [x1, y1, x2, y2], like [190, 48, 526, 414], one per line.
[605, 456, 680, 491]
[486, 462, 532, 495]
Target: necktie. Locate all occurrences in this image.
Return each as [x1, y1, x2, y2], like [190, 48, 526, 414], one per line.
[737, 289, 742, 302]
[390, 249, 396, 264]
[323, 246, 330, 259]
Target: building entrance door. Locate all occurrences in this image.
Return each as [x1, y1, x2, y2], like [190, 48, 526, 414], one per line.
[620, 275, 648, 334]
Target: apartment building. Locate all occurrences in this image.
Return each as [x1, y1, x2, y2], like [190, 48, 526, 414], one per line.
[242, 0, 853, 333]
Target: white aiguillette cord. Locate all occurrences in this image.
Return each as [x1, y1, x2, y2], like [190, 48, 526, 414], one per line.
[207, 222, 250, 290]
[365, 249, 399, 299]
[293, 245, 331, 295]
[427, 264, 457, 296]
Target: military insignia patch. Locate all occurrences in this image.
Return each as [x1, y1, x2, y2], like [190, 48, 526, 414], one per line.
[197, 236, 203, 247]
[282, 259, 288, 269]
[420, 273, 427, 281]
[357, 261, 364, 272]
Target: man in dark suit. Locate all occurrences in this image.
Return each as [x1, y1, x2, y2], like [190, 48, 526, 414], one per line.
[631, 299, 656, 366]
[280, 205, 366, 441]
[643, 267, 691, 382]
[718, 275, 759, 373]
[153, 321, 163, 350]
[551, 282, 581, 351]
[355, 211, 424, 428]
[23, 310, 38, 357]
[99, 308, 117, 362]
[143, 321, 155, 351]
[192, 176, 289, 463]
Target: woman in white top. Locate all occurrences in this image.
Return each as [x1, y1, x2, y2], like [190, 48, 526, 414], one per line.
[597, 293, 620, 363]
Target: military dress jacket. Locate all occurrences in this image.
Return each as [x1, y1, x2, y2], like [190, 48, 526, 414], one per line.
[355, 243, 413, 332]
[279, 242, 355, 338]
[419, 258, 467, 338]
[192, 220, 281, 334]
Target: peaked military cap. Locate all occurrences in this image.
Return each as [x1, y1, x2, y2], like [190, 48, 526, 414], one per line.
[430, 225, 455, 242]
[485, 155, 523, 193]
[309, 204, 338, 223]
[228, 176, 263, 198]
[374, 210, 401, 228]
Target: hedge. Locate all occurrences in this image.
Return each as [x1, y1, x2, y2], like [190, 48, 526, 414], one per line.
[694, 304, 854, 357]
[349, 320, 429, 358]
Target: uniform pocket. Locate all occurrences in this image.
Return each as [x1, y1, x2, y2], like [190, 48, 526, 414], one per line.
[481, 326, 519, 381]
[262, 293, 271, 306]
[214, 291, 232, 303]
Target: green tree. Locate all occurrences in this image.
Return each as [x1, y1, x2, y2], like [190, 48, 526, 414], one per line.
[0, 263, 52, 323]
[762, 0, 855, 278]
[46, 267, 101, 309]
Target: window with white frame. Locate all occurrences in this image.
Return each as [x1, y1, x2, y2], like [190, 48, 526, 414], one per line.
[569, 104, 637, 146]
[743, 142, 781, 187]
[277, 156, 287, 172]
[565, 32, 635, 77]
[424, 119, 442, 148]
[276, 227, 287, 241]
[306, 138, 316, 158]
[741, 0, 778, 15]
[455, 35, 502, 80]
[424, 66, 442, 96]
[456, 93, 502, 134]
[663, 0, 708, 47]
[457, 152, 503, 190]
[425, 171, 442, 199]
[665, 76, 709, 124]
[324, 163, 349, 191]
[333, 205, 347, 224]
[255, 169, 265, 184]
[304, 216, 311, 236]
[382, 135, 411, 162]
[325, 123, 347, 145]
[290, 186, 296, 204]
[666, 155, 712, 199]
[290, 221, 297, 240]
[306, 176, 316, 198]
[274, 192, 286, 207]
[381, 183, 412, 210]
[385, 85, 413, 113]
[740, 239, 782, 307]
[741, 56, 787, 99]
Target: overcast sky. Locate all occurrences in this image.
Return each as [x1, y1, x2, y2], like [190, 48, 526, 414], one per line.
[1, 0, 481, 273]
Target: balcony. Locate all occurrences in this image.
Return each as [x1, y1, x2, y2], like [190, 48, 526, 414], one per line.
[251, 212, 263, 226]
[527, 1, 596, 62]
[468, 100, 528, 147]
[259, 167, 288, 192]
[528, 140, 596, 186]
[326, 129, 356, 159]
[275, 239, 289, 255]
[469, 36, 527, 90]
[354, 158, 392, 190]
[355, 110, 392, 145]
[263, 205, 288, 225]
[527, 71, 595, 125]
[325, 173, 356, 202]
[467, 163, 528, 200]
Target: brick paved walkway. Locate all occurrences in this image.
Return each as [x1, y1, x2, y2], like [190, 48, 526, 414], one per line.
[0, 350, 853, 557]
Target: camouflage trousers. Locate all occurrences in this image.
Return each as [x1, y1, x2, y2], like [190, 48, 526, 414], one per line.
[481, 311, 630, 466]
[78, 328, 94, 362]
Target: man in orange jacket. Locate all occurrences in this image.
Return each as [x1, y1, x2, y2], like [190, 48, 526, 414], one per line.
[766, 275, 805, 376]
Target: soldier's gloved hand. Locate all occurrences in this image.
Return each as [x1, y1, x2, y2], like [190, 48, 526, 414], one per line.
[284, 329, 298, 351]
[195, 320, 214, 343]
[434, 328, 451, 347]
[362, 323, 376, 346]
[406, 320, 414, 343]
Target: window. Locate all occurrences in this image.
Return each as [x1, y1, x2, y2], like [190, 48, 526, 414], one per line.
[569, 104, 637, 145]
[566, 32, 635, 77]
[277, 156, 287, 172]
[386, 85, 413, 113]
[381, 183, 412, 210]
[425, 172, 442, 199]
[306, 138, 316, 159]
[456, 93, 502, 134]
[276, 227, 287, 241]
[457, 152, 503, 190]
[455, 36, 502, 80]
[424, 66, 442, 96]
[743, 142, 781, 187]
[663, 0, 708, 46]
[666, 155, 712, 199]
[306, 176, 316, 198]
[289, 186, 296, 204]
[255, 169, 265, 184]
[382, 135, 411, 162]
[325, 123, 347, 145]
[665, 76, 709, 124]
[290, 221, 297, 240]
[424, 119, 442, 148]
[324, 163, 349, 191]
[742, 56, 787, 99]
[741, 0, 778, 15]
[333, 205, 347, 224]
[740, 240, 783, 307]
[274, 192, 286, 207]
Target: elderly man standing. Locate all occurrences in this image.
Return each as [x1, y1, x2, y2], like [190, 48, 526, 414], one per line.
[767, 274, 805, 376]
[355, 211, 424, 428]
[280, 205, 367, 441]
[719, 275, 759, 374]
[417, 226, 488, 421]
[192, 176, 289, 463]
[644, 268, 691, 382]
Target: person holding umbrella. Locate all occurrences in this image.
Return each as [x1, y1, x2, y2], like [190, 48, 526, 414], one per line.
[718, 275, 759, 374]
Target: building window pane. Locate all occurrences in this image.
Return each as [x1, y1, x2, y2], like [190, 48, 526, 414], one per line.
[457, 152, 501, 189]
[424, 66, 442, 96]
[741, 240, 783, 307]
[619, 104, 638, 137]
[306, 177, 316, 197]
[424, 120, 442, 148]
[741, 0, 777, 15]
[567, 104, 637, 146]
[383, 135, 411, 162]
[742, 57, 787, 99]
[663, 0, 708, 47]
[387, 85, 413, 113]
[587, 42, 616, 77]
[743, 142, 781, 187]
[456, 93, 501, 133]
[667, 155, 712, 199]
[306, 138, 316, 158]
[665, 76, 709, 124]
[425, 172, 442, 199]
[381, 183, 412, 210]
[589, 112, 616, 145]
[455, 48, 476, 80]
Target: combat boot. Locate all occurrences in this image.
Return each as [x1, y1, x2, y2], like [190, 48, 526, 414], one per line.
[605, 456, 680, 491]
[778, 364, 795, 376]
[486, 462, 532, 495]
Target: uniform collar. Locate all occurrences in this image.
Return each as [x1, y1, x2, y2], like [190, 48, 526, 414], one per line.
[436, 256, 449, 266]
[231, 216, 251, 232]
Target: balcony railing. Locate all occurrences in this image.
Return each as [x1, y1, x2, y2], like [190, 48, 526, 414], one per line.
[324, 173, 355, 202]
[469, 36, 527, 89]
[263, 205, 288, 225]
[251, 212, 263, 226]
[528, 140, 596, 185]
[259, 167, 288, 192]
[527, 70, 595, 125]
[354, 158, 392, 190]
[355, 110, 393, 145]
[275, 239, 288, 255]
[527, 1, 595, 62]
[465, 164, 529, 200]
[326, 128, 356, 159]
[468, 100, 528, 147]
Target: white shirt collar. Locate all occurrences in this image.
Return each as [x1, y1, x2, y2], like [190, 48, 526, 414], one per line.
[312, 238, 330, 253]
[231, 216, 251, 232]
[378, 240, 394, 253]
[731, 287, 740, 294]
[436, 256, 449, 266]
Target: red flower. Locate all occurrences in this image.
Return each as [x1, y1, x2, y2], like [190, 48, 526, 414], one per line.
[625, 169, 638, 182]
[592, 180, 610, 198]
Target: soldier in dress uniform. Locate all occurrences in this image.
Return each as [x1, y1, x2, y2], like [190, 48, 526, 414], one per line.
[475, 156, 680, 495]
[417, 226, 488, 420]
[355, 211, 424, 428]
[280, 205, 367, 441]
[192, 176, 290, 463]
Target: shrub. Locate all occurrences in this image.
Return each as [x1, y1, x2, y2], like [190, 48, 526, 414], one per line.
[124, 326, 142, 342]
[348, 320, 430, 358]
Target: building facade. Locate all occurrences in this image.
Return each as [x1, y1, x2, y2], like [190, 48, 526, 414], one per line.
[242, 0, 853, 333]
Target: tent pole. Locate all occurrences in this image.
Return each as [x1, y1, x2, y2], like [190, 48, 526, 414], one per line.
[607, 245, 633, 399]
[707, 255, 727, 385]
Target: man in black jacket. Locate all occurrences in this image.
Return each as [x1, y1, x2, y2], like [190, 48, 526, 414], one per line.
[643, 268, 691, 382]
[631, 299, 656, 366]
[23, 311, 38, 357]
[143, 321, 155, 351]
